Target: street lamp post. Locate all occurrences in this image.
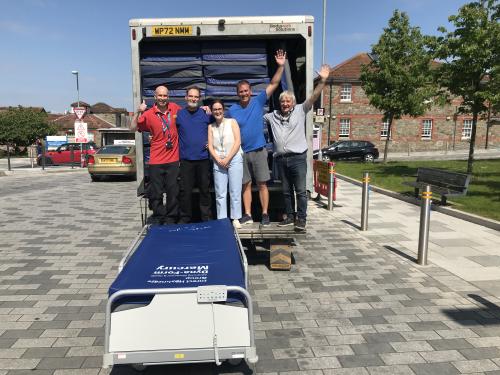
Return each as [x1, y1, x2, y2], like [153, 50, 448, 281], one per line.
[71, 70, 83, 167]
[71, 70, 80, 107]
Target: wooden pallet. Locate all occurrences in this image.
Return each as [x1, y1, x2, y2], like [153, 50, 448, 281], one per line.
[237, 223, 304, 270]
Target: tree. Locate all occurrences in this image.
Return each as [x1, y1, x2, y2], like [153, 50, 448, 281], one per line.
[431, 0, 500, 174]
[360, 10, 438, 162]
[0, 107, 56, 170]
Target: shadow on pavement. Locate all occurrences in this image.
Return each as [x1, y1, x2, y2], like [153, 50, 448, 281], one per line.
[109, 359, 254, 374]
[341, 219, 361, 230]
[441, 294, 500, 326]
[384, 245, 417, 263]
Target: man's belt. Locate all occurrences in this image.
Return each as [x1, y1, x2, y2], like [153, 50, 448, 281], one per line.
[277, 150, 307, 158]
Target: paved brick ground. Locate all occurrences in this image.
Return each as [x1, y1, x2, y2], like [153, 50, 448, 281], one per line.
[1, 171, 500, 374]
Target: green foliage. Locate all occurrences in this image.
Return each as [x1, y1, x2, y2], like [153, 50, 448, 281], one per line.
[0, 107, 56, 147]
[361, 10, 437, 120]
[360, 10, 438, 162]
[430, 0, 500, 173]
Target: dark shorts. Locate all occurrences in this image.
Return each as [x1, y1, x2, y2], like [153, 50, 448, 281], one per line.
[242, 147, 270, 184]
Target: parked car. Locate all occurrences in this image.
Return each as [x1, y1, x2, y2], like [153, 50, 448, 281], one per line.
[37, 142, 98, 166]
[87, 145, 136, 181]
[313, 140, 379, 162]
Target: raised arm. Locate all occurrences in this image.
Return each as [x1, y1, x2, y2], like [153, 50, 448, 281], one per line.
[303, 64, 330, 112]
[265, 49, 287, 98]
[130, 100, 147, 132]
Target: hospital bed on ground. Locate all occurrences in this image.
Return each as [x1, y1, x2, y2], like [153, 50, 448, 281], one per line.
[103, 219, 258, 369]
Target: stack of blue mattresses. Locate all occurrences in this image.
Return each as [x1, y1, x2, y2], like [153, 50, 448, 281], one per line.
[201, 41, 270, 108]
[140, 43, 205, 107]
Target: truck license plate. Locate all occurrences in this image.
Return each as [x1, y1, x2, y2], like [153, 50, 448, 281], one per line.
[152, 26, 192, 36]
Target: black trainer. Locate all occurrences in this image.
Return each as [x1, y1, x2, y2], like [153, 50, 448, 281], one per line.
[260, 213, 270, 226]
[295, 218, 306, 232]
[278, 216, 294, 227]
[239, 214, 254, 225]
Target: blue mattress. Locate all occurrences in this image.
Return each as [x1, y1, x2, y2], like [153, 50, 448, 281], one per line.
[109, 219, 245, 296]
[141, 64, 202, 78]
[202, 53, 267, 62]
[203, 65, 268, 79]
[142, 77, 206, 90]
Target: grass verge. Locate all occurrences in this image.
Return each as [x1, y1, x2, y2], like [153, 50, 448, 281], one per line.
[333, 159, 500, 222]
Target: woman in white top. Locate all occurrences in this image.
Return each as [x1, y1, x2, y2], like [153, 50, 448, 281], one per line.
[207, 99, 244, 228]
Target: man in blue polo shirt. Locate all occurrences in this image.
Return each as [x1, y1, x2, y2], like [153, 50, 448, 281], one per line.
[228, 49, 286, 226]
[176, 86, 212, 223]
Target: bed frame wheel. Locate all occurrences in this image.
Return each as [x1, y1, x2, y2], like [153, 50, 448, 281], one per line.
[227, 358, 243, 366]
[131, 364, 147, 372]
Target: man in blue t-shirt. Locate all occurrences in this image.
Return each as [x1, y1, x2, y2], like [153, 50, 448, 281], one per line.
[228, 49, 286, 226]
[176, 86, 212, 223]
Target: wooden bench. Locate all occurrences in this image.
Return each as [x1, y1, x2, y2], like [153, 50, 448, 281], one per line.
[403, 167, 471, 205]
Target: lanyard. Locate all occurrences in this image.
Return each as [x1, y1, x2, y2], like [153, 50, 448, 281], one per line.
[157, 112, 172, 139]
[217, 119, 226, 153]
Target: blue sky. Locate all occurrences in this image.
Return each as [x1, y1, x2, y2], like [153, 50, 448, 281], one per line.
[0, 0, 469, 113]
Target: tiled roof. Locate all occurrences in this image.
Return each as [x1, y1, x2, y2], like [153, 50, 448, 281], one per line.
[70, 101, 91, 108]
[48, 113, 115, 130]
[329, 53, 373, 82]
[0, 106, 47, 113]
[90, 102, 127, 114]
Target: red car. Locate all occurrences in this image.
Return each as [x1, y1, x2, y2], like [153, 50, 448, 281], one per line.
[37, 142, 98, 166]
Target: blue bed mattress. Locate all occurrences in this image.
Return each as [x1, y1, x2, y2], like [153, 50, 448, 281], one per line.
[109, 219, 245, 297]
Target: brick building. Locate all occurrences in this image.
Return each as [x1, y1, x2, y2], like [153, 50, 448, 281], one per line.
[318, 53, 499, 153]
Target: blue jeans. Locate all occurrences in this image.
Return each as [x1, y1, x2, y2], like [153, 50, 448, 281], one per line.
[213, 153, 243, 220]
[277, 152, 308, 220]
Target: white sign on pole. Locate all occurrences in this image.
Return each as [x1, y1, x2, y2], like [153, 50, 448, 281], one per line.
[74, 107, 86, 120]
[74, 121, 88, 143]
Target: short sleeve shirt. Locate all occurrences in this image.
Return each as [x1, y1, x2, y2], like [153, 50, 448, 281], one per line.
[137, 103, 181, 164]
[228, 91, 267, 153]
[264, 103, 308, 155]
[176, 107, 211, 160]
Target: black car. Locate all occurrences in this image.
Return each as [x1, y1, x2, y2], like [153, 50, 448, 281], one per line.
[314, 140, 379, 162]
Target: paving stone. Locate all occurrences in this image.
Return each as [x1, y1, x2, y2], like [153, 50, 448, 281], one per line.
[0, 358, 40, 370]
[453, 359, 499, 373]
[296, 356, 342, 370]
[460, 347, 500, 360]
[429, 338, 475, 351]
[351, 343, 395, 355]
[366, 365, 415, 375]
[420, 350, 467, 363]
[380, 352, 426, 365]
[390, 340, 434, 352]
[409, 362, 460, 375]
[337, 354, 384, 368]
[36, 356, 85, 369]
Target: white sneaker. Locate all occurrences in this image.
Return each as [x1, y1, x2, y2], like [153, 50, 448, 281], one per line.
[232, 219, 242, 229]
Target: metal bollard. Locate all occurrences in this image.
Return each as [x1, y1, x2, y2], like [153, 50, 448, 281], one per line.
[361, 172, 370, 231]
[417, 185, 432, 266]
[327, 162, 335, 210]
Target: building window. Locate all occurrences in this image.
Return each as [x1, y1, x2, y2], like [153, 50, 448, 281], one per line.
[462, 119, 472, 139]
[421, 119, 433, 140]
[381, 120, 391, 139]
[339, 118, 350, 138]
[340, 83, 352, 102]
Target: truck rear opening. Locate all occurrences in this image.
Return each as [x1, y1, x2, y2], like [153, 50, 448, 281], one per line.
[130, 16, 315, 196]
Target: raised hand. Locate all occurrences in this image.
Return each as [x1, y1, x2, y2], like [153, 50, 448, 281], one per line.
[138, 100, 147, 113]
[275, 49, 287, 67]
[317, 64, 330, 81]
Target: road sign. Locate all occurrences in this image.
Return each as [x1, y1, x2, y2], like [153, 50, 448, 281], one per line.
[316, 108, 324, 116]
[74, 107, 86, 120]
[74, 121, 88, 143]
[314, 115, 325, 123]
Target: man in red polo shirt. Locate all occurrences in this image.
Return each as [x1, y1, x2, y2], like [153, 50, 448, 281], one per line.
[131, 85, 181, 224]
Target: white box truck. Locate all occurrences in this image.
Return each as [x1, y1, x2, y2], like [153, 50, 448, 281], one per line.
[129, 15, 315, 222]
